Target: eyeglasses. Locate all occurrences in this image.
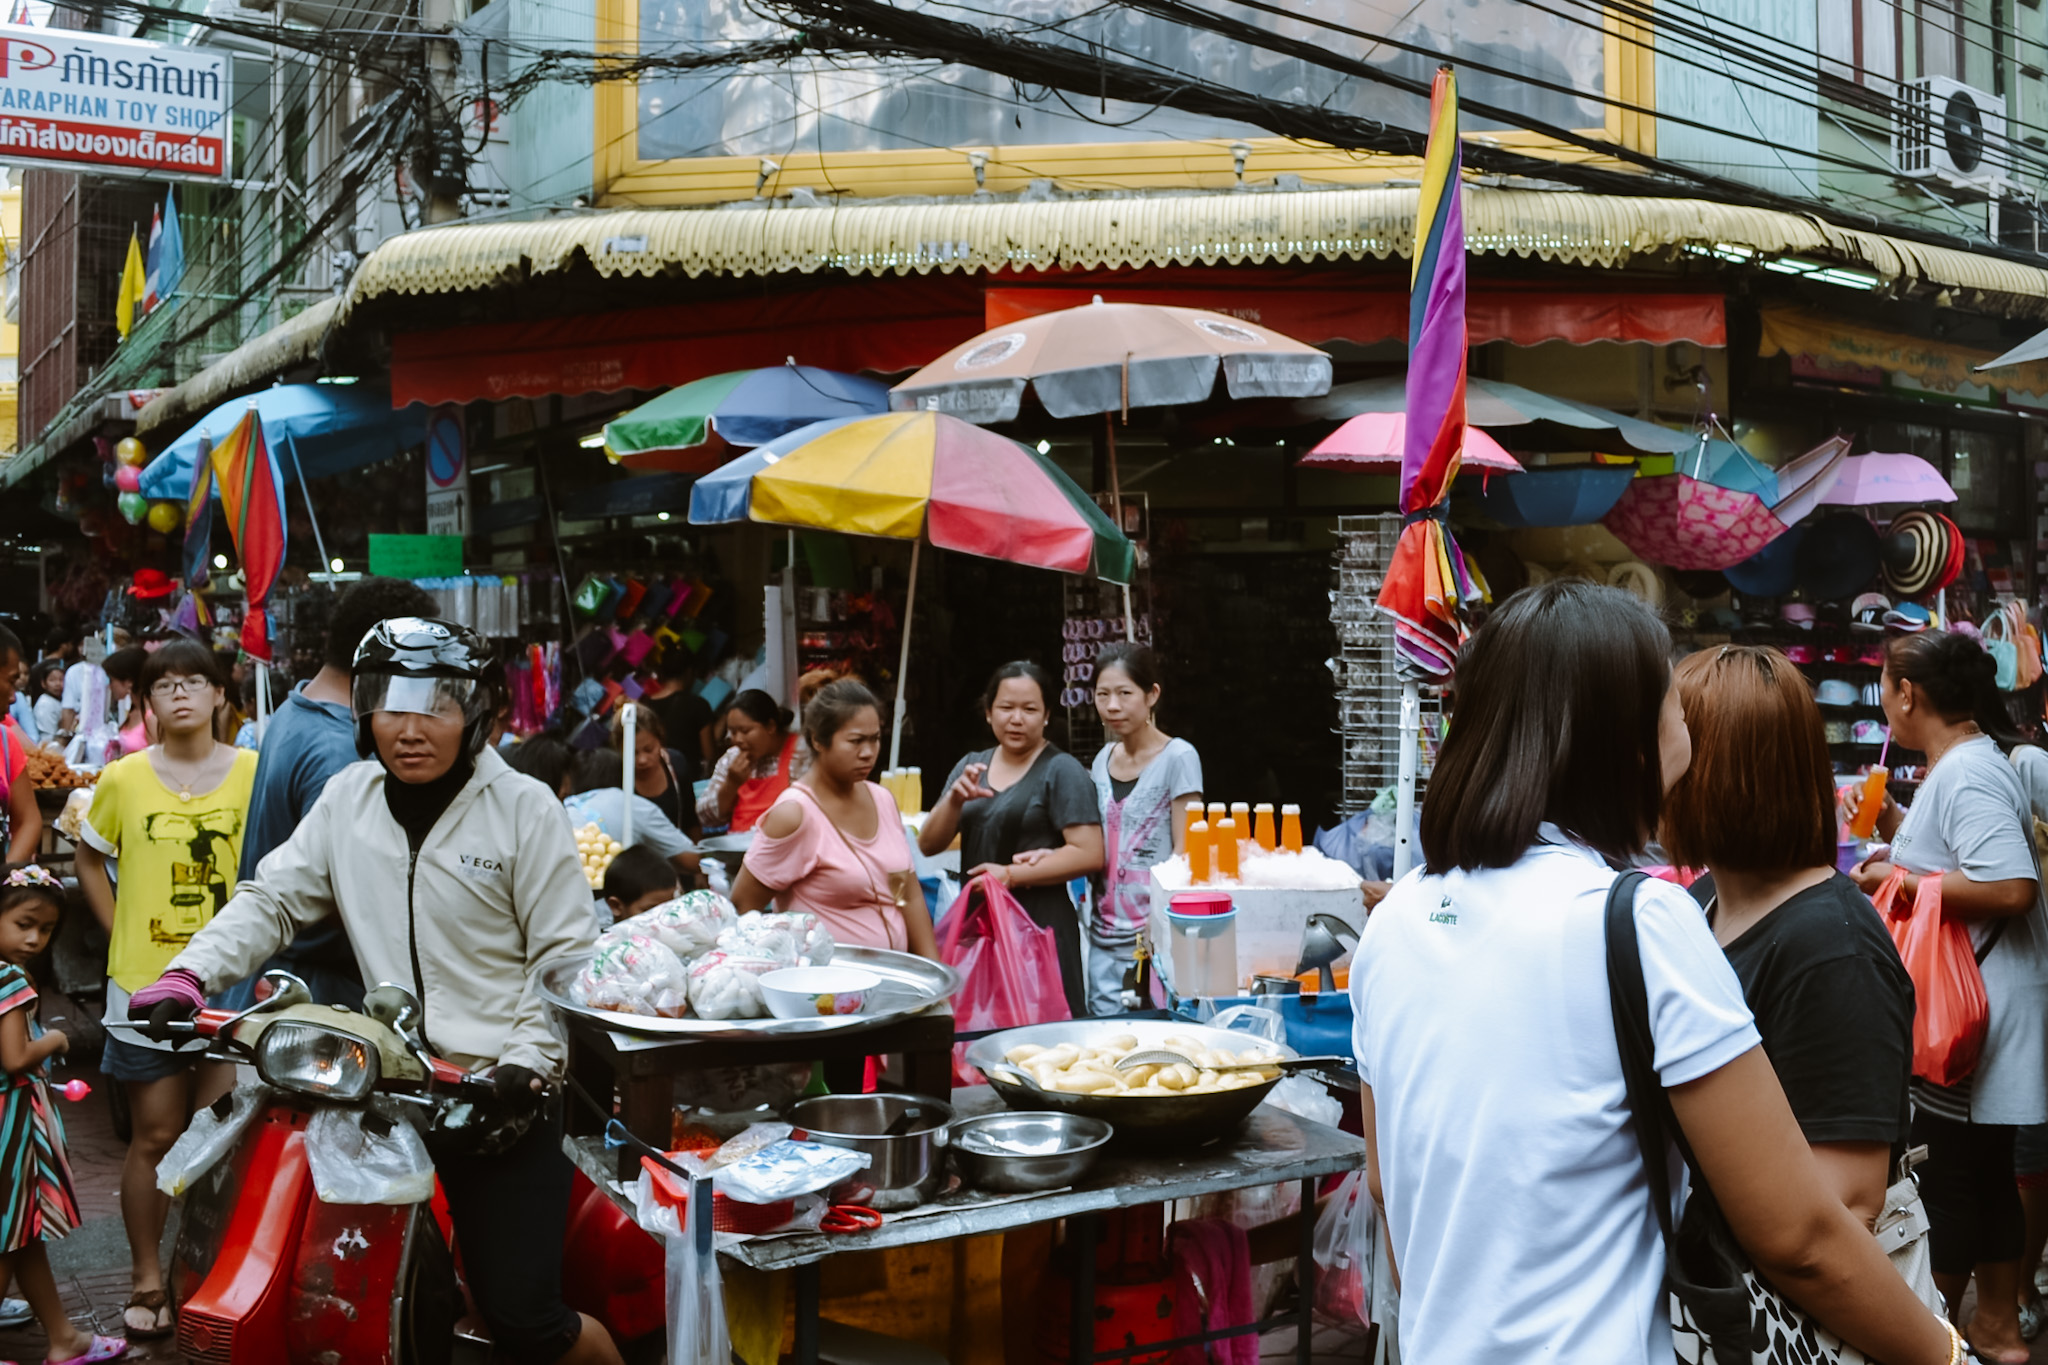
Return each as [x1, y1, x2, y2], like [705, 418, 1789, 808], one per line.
[150, 677, 213, 699]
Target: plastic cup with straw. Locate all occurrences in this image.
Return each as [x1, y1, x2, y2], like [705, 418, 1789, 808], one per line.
[1847, 730, 1890, 842]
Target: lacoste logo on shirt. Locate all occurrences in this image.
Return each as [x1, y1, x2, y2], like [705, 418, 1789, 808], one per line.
[1428, 895, 1457, 926]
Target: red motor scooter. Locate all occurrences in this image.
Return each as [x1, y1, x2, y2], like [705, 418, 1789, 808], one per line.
[128, 971, 666, 1365]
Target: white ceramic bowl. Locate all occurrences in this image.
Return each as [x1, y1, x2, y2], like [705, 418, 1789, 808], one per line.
[759, 966, 880, 1020]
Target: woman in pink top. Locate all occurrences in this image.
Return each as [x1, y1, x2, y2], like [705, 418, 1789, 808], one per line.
[733, 681, 938, 959]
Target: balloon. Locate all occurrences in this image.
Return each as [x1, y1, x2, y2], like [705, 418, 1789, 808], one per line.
[114, 465, 141, 493]
[115, 437, 148, 467]
[117, 491, 148, 524]
[146, 501, 182, 534]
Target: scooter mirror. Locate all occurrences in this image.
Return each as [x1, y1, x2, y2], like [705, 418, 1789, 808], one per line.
[362, 984, 426, 1045]
[258, 970, 313, 1010]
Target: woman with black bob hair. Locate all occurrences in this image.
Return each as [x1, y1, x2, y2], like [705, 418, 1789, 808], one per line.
[1352, 582, 1953, 1365]
[1848, 628, 2047, 1363]
[698, 689, 809, 833]
[918, 661, 1102, 1016]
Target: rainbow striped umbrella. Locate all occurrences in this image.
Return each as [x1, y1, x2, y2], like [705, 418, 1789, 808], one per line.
[701, 410, 1134, 765]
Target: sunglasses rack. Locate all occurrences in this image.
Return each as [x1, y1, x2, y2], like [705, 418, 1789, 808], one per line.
[1333, 515, 1442, 817]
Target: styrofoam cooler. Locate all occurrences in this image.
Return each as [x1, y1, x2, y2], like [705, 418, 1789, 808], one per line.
[1148, 870, 1363, 998]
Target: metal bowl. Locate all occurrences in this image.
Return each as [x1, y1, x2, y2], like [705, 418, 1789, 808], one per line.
[948, 1112, 1112, 1193]
[963, 1020, 1296, 1146]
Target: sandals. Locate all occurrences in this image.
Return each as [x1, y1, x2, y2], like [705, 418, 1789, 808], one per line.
[119, 1288, 170, 1340]
[47, 1335, 128, 1364]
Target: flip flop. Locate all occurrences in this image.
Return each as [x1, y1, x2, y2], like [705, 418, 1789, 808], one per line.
[42, 1337, 128, 1365]
[120, 1287, 170, 1340]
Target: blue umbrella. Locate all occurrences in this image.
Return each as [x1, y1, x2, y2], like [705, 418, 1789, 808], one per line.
[608, 364, 889, 472]
[686, 416, 865, 524]
[139, 383, 431, 501]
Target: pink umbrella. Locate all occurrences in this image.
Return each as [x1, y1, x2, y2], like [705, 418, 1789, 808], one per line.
[1816, 452, 1958, 506]
[1603, 436, 1848, 571]
[1299, 413, 1524, 475]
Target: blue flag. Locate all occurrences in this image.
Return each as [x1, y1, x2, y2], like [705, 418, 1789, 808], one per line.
[158, 188, 185, 303]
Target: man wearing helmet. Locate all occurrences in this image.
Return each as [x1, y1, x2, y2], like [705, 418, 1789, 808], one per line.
[126, 619, 620, 1365]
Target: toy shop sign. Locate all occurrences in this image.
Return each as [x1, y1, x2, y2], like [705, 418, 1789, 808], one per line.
[0, 26, 229, 180]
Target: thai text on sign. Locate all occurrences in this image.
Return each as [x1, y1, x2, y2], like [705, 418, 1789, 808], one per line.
[0, 26, 229, 180]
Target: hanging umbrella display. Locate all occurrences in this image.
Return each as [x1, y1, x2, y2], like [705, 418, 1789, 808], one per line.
[603, 363, 890, 473]
[1471, 465, 1635, 528]
[1299, 413, 1523, 476]
[694, 410, 1134, 767]
[891, 296, 1332, 635]
[1602, 435, 1849, 571]
[1816, 452, 1958, 506]
[1375, 66, 1476, 879]
[1299, 374, 1696, 456]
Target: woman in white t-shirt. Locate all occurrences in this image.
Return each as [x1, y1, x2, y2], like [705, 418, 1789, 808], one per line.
[1354, 581, 1952, 1365]
[1849, 628, 2045, 1364]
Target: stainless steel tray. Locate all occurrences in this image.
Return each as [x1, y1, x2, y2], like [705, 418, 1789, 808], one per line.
[538, 944, 960, 1041]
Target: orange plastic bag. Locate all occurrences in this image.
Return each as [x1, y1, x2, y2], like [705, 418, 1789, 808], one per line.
[1873, 868, 1988, 1087]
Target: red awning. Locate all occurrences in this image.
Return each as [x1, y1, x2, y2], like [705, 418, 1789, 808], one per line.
[984, 279, 1724, 348]
[388, 267, 1722, 409]
[388, 275, 988, 409]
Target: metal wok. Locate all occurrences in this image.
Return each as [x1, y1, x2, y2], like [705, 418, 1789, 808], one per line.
[964, 1019, 1297, 1146]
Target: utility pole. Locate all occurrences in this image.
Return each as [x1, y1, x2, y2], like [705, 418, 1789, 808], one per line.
[419, 0, 464, 223]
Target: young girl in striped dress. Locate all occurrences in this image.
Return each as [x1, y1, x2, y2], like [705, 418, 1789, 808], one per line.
[0, 866, 122, 1363]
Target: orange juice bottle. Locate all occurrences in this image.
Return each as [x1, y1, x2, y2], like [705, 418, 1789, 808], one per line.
[1253, 803, 1276, 852]
[1207, 802, 1226, 828]
[1847, 767, 1889, 841]
[1188, 821, 1212, 884]
[1280, 804, 1303, 853]
[1230, 803, 1251, 845]
[1184, 801, 1204, 848]
[1214, 819, 1240, 880]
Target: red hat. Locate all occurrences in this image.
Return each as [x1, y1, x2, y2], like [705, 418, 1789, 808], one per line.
[130, 567, 175, 599]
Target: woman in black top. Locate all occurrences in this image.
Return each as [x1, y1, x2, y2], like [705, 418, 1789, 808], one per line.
[1663, 646, 1915, 1233]
[918, 661, 1103, 1017]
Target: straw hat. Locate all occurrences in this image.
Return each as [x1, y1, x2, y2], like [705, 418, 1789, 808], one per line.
[1881, 510, 1953, 596]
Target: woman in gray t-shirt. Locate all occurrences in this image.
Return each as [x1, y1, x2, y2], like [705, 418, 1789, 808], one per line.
[1851, 629, 2043, 1362]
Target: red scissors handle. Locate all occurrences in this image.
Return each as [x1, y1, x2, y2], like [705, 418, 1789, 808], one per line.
[820, 1203, 883, 1234]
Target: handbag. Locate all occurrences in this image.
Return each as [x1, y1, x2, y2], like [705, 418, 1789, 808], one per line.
[1605, 872, 1941, 1365]
[1984, 609, 2021, 692]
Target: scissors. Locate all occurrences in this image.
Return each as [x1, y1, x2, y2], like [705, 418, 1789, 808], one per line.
[820, 1203, 883, 1234]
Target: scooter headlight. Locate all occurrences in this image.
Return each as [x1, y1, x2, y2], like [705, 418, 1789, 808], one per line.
[254, 1022, 379, 1101]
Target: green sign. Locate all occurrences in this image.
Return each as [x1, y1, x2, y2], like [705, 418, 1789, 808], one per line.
[368, 534, 463, 579]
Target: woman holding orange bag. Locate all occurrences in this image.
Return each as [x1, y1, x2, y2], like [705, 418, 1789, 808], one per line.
[1850, 629, 2045, 1364]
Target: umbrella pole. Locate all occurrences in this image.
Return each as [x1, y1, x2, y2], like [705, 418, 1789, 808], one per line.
[254, 659, 271, 747]
[621, 702, 636, 848]
[1392, 679, 1420, 879]
[280, 431, 333, 577]
[889, 538, 920, 772]
[1106, 413, 1134, 640]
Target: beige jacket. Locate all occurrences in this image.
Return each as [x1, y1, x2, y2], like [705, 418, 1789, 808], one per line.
[171, 746, 593, 1074]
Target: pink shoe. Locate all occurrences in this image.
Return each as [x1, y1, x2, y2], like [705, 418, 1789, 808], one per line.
[46, 1334, 128, 1364]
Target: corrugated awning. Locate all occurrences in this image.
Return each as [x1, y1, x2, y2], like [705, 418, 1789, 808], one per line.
[1759, 305, 2048, 398]
[134, 297, 341, 436]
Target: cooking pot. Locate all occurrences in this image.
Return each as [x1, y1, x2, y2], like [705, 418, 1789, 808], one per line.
[788, 1094, 953, 1211]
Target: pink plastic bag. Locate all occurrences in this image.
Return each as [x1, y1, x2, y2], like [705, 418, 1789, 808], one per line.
[938, 874, 1070, 1087]
[1873, 867, 1988, 1088]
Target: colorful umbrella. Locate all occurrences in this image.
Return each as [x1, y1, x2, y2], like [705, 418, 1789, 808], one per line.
[1375, 67, 1476, 681]
[698, 411, 1136, 767]
[1817, 452, 1958, 506]
[1301, 412, 1522, 476]
[1300, 375, 1696, 456]
[1603, 435, 1849, 571]
[1473, 466, 1635, 528]
[208, 406, 288, 663]
[604, 363, 890, 473]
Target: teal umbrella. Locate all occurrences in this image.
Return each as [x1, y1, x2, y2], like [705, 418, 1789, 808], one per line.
[604, 363, 889, 472]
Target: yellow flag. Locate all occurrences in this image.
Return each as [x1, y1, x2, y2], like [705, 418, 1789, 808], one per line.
[115, 230, 144, 339]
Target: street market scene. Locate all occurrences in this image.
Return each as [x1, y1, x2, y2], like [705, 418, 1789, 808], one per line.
[10, 1, 2048, 1363]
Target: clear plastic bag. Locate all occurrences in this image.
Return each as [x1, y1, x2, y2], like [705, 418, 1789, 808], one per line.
[157, 1084, 270, 1198]
[713, 1139, 869, 1204]
[1312, 1171, 1377, 1330]
[939, 875, 1071, 1086]
[1209, 1004, 1286, 1044]
[305, 1100, 436, 1205]
[686, 949, 781, 1020]
[573, 930, 691, 1018]
[1260, 1075, 1343, 1128]
[633, 1172, 732, 1365]
[720, 912, 833, 967]
[627, 892, 738, 959]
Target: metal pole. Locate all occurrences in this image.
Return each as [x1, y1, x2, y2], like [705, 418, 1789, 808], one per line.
[1106, 412, 1134, 640]
[889, 538, 920, 772]
[1392, 679, 1420, 879]
[277, 425, 332, 576]
[620, 701, 636, 848]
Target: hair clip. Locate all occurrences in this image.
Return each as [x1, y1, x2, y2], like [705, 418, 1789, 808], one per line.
[2, 866, 61, 890]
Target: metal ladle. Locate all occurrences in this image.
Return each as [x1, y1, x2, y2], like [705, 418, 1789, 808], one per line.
[1295, 913, 1359, 994]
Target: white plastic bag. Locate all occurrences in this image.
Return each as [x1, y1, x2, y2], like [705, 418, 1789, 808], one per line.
[1208, 1003, 1286, 1044]
[157, 1084, 270, 1197]
[573, 930, 691, 1018]
[714, 1139, 870, 1204]
[626, 892, 737, 958]
[1260, 1075, 1344, 1128]
[305, 1102, 436, 1206]
[686, 948, 782, 1020]
[1312, 1171, 1377, 1329]
[634, 1172, 731, 1365]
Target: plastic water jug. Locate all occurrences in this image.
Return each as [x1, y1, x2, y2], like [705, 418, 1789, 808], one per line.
[1166, 891, 1239, 1000]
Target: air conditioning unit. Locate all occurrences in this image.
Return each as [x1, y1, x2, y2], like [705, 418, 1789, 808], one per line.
[1895, 76, 2009, 190]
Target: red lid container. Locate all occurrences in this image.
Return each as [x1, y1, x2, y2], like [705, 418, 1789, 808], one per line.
[1168, 891, 1235, 917]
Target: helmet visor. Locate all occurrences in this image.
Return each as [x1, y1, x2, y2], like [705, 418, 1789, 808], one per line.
[353, 674, 476, 721]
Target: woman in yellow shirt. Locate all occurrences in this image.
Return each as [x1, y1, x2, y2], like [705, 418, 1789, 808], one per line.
[75, 638, 257, 1341]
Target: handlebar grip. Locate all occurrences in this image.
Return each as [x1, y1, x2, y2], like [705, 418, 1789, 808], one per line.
[141, 999, 198, 1044]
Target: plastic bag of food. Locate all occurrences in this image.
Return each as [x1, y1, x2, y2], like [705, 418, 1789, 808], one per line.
[686, 949, 781, 1020]
[720, 911, 833, 968]
[305, 1100, 435, 1206]
[714, 1139, 870, 1204]
[628, 891, 738, 959]
[157, 1084, 271, 1197]
[1312, 1171, 1376, 1329]
[573, 930, 691, 1018]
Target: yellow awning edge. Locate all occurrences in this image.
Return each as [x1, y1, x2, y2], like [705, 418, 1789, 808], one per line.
[135, 295, 343, 436]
